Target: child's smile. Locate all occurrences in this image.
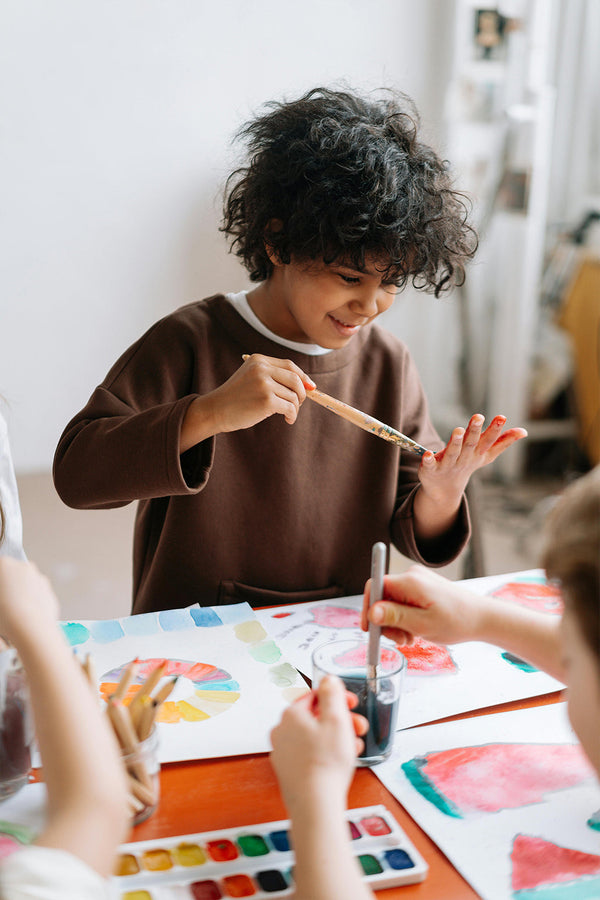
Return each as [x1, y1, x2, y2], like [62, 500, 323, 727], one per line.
[247, 256, 398, 349]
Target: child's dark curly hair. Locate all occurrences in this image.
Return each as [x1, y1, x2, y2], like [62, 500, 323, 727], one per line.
[221, 87, 477, 296]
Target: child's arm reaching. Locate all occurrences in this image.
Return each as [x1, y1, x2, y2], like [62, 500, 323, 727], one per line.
[180, 354, 315, 452]
[361, 565, 564, 683]
[270, 676, 373, 900]
[0, 558, 129, 876]
[413, 414, 528, 545]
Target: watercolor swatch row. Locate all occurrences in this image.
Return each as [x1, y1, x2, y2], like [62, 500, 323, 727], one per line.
[111, 805, 428, 898]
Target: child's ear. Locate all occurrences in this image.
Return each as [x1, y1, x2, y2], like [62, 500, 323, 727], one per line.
[264, 219, 284, 266]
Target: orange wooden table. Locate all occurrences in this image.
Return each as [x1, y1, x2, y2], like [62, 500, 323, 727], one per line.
[129, 690, 564, 899]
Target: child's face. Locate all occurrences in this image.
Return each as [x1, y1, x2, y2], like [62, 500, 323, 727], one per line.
[561, 606, 600, 776]
[257, 255, 398, 348]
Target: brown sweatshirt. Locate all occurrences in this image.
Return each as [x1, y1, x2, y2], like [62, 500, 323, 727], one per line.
[53, 295, 470, 614]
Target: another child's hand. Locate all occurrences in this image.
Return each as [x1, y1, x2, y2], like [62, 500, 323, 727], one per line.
[270, 676, 368, 814]
[419, 414, 527, 503]
[0, 558, 59, 645]
[361, 565, 482, 646]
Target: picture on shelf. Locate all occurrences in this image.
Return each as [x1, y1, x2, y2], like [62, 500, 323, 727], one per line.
[473, 8, 508, 61]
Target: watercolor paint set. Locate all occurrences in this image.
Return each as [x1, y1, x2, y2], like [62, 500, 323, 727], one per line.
[111, 804, 428, 898]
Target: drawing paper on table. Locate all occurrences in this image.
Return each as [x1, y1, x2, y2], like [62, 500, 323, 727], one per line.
[61, 602, 308, 763]
[372, 703, 600, 900]
[256, 570, 564, 729]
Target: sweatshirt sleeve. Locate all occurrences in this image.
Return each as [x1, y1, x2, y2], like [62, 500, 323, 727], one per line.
[390, 351, 471, 566]
[52, 317, 214, 509]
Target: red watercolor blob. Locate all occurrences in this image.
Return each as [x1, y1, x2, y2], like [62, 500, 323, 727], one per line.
[190, 881, 223, 900]
[360, 815, 392, 836]
[222, 873, 256, 896]
[206, 839, 238, 862]
[416, 743, 592, 814]
[491, 580, 563, 615]
[511, 834, 600, 890]
[398, 636, 457, 675]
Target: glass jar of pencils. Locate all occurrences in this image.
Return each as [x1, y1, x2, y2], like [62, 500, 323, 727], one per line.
[0, 647, 34, 799]
[121, 726, 160, 826]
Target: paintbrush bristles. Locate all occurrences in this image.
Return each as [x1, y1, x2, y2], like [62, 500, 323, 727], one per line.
[306, 390, 428, 455]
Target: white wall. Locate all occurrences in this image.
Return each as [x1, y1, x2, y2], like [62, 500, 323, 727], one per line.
[1, 0, 456, 472]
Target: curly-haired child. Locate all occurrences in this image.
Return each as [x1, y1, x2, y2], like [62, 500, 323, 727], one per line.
[53, 87, 526, 615]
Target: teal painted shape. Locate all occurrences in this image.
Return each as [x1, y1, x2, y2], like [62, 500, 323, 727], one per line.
[401, 758, 462, 818]
[61, 621, 90, 646]
[502, 651, 538, 673]
[587, 809, 600, 831]
[203, 680, 240, 692]
[514, 876, 600, 899]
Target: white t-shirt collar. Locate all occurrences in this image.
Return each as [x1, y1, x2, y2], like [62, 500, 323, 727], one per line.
[225, 291, 332, 356]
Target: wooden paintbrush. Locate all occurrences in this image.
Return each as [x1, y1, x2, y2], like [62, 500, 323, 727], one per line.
[241, 355, 429, 455]
[367, 541, 385, 682]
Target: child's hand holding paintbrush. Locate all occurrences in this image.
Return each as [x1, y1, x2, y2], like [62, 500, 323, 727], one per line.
[239, 354, 528, 547]
[241, 355, 428, 454]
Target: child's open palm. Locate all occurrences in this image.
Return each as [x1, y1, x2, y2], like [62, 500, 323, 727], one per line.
[419, 414, 527, 500]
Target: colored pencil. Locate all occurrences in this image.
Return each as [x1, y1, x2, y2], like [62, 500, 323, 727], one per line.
[127, 659, 168, 723]
[241, 354, 428, 454]
[111, 657, 139, 702]
[151, 675, 178, 706]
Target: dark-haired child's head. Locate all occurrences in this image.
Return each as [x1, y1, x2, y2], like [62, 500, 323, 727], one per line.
[542, 465, 600, 773]
[222, 87, 477, 298]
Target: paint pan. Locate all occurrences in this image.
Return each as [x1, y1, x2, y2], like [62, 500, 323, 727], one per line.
[111, 804, 428, 897]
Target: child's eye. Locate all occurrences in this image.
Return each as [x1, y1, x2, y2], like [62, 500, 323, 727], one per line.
[339, 274, 360, 284]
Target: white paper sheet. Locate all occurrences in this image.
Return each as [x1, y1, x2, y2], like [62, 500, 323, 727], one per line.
[256, 570, 564, 728]
[61, 602, 308, 763]
[372, 703, 600, 900]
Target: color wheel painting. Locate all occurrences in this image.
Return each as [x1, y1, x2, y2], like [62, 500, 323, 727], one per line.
[61, 602, 308, 763]
[100, 658, 240, 723]
[256, 570, 564, 729]
[374, 703, 600, 900]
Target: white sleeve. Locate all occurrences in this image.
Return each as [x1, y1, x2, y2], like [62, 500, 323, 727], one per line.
[0, 846, 111, 900]
[0, 412, 26, 560]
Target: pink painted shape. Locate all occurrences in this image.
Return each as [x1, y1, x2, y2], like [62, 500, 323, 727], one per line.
[511, 833, 600, 890]
[491, 580, 563, 615]
[312, 606, 361, 628]
[422, 743, 592, 814]
[334, 644, 401, 672]
[400, 636, 457, 674]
